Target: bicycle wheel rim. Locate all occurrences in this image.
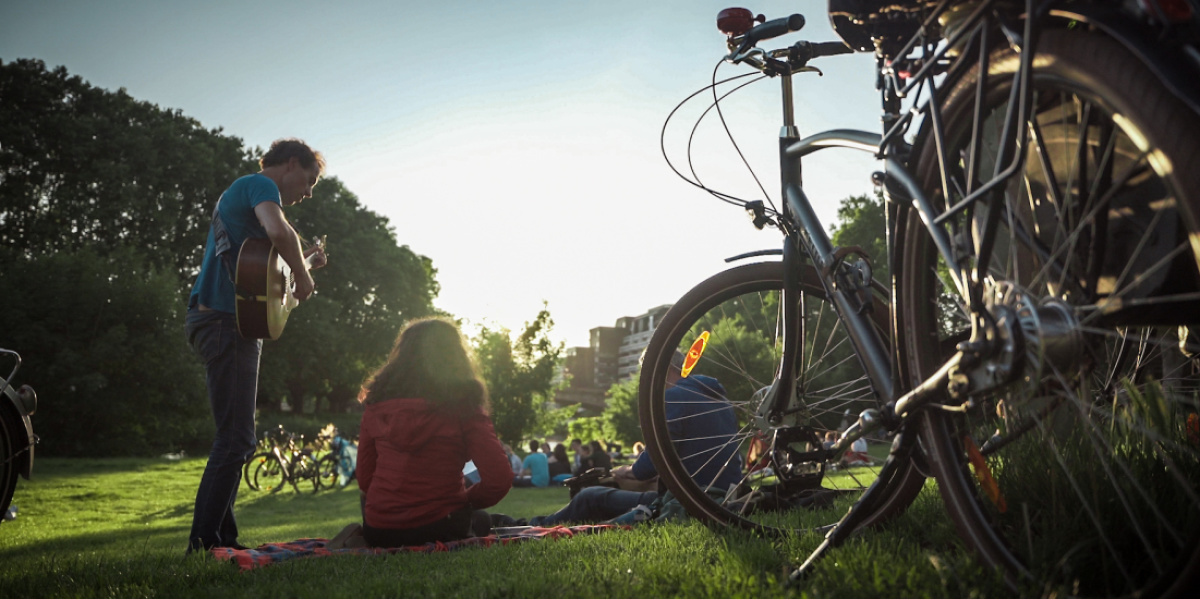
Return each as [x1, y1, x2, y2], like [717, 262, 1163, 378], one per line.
[902, 29, 1200, 597]
[640, 261, 922, 535]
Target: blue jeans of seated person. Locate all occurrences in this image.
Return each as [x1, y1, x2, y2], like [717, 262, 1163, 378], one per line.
[528, 487, 658, 526]
[185, 309, 261, 551]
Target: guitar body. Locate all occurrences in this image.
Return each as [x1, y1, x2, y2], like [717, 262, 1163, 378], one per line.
[235, 238, 298, 340]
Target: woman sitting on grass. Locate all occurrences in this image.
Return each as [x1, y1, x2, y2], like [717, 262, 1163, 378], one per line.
[330, 317, 512, 548]
[548, 442, 572, 483]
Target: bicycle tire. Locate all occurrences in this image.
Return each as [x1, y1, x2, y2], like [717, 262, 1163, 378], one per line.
[900, 28, 1200, 597]
[253, 456, 286, 494]
[291, 453, 321, 494]
[639, 261, 925, 535]
[315, 454, 339, 491]
[243, 452, 271, 491]
[0, 407, 19, 521]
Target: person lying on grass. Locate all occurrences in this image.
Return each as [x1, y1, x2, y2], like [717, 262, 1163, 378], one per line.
[329, 318, 513, 549]
[528, 351, 742, 526]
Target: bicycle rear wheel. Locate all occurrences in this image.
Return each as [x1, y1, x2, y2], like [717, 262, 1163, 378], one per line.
[291, 454, 321, 494]
[900, 28, 1200, 596]
[639, 261, 924, 534]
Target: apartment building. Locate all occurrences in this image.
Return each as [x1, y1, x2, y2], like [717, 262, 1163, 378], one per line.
[615, 305, 671, 381]
[552, 305, 672, 413]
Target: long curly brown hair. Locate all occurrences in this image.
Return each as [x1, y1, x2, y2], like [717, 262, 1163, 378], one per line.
[358, 317, 489, 414]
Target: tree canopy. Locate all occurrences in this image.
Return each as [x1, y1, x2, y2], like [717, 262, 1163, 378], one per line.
[0, 58, 255, 283]
[473, 307, 564, 448]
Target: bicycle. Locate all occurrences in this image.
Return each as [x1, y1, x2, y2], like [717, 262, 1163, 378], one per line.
[638, 2, 1200, 596]
[243, 426, 323, 494]
[1, 348, 38, 525]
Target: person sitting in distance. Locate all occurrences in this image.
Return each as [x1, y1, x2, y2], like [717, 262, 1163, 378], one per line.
[514, 440, 550, 487]
[548, 442, 572, 484]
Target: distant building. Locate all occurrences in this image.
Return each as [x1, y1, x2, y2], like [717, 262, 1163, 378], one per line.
[552, 305, 672, 413]
[615, 305, 671, 381]
[553, 346, 607, 413]
[590, 326, 626, 390]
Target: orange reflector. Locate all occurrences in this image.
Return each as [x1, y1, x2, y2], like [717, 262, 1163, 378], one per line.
[680, 331, 710, 377]
[964, 435, 1007, 513]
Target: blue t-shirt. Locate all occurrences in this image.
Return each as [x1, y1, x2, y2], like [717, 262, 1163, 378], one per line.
[522, 452, 550, 487]
[630, 374, 742, 491]
[188, 174, 282, 313]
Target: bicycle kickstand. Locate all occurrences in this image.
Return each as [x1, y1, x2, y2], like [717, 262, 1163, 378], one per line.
[785, 449, 907, 586]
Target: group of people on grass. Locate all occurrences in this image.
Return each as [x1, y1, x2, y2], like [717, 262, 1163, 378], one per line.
[182, 139, 744, 552]
[508, 438, 614, 488]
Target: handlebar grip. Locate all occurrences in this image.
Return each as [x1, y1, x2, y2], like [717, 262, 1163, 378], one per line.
[811, 41, 854, 57]
[742, 14, 806, 48]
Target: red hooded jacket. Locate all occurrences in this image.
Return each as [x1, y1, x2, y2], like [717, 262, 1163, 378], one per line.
[357, 398, 512, 530]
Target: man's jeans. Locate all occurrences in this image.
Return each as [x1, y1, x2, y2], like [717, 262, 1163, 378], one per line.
[528, 487, 658, 526]
[185, 309, 260, 550]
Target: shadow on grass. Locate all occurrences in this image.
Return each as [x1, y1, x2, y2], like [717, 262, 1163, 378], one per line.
[25, 456, 206, 482]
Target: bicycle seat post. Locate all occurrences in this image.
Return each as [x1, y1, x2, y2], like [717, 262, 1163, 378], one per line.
[780, 72, 799, 141]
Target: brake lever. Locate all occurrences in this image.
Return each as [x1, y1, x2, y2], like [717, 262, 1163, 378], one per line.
[725, 46, 766, 66]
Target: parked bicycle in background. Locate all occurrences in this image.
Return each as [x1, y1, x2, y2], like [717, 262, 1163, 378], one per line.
[243, 425, 323, 494]
[640, 2, 1200, 596]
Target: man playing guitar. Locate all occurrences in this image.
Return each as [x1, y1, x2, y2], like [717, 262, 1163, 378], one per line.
[184, 138, 327, 553]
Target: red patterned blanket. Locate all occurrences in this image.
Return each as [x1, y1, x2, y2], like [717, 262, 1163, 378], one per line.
[210, 525, 625, 571]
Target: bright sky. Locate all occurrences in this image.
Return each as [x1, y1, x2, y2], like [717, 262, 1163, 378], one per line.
[1, 0, 883, 347]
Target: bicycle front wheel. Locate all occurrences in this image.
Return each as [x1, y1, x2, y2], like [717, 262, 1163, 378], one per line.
[0, 408, 19, 520]
[900, 28, 1200, 597]
[252, 457, 286, 494]
[639, 261, 924, 535]
[315, 454, 339, 491]
[243, 452, 270, 491]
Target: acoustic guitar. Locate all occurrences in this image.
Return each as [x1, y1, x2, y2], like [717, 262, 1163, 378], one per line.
[235, 236, 325, 340]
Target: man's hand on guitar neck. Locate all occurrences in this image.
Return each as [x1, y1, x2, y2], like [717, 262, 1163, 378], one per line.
[304, 245, 327, 270]
[293, 246, 325, 302]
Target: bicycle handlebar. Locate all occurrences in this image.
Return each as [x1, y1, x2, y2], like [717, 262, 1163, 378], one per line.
[740, 13, 806, 49]
[809, 41, 854, 59]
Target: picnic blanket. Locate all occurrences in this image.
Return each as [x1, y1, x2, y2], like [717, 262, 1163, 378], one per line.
[211, 525, 626, 571]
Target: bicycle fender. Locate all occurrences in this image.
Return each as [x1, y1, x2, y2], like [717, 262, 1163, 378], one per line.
[1047, 6, 1200, 119]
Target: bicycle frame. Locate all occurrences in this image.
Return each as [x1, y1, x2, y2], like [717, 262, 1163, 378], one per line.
[707, 0, 1200, 586]
[757, 0, 1054, 447]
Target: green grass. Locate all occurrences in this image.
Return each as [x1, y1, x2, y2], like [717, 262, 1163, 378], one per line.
[0, 457, 1012, 598]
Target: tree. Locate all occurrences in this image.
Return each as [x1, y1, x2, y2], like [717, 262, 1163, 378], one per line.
[0, 58, 255, 286]
[0, 246, 210, 456]
[601, 378, 641, 447]
[567, 416, 607, 447]
[829, 192, 888, 282]
[473, 307, 564, 447]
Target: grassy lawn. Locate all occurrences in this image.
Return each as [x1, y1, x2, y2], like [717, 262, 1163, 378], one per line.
[0, 457, 1012, 598]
